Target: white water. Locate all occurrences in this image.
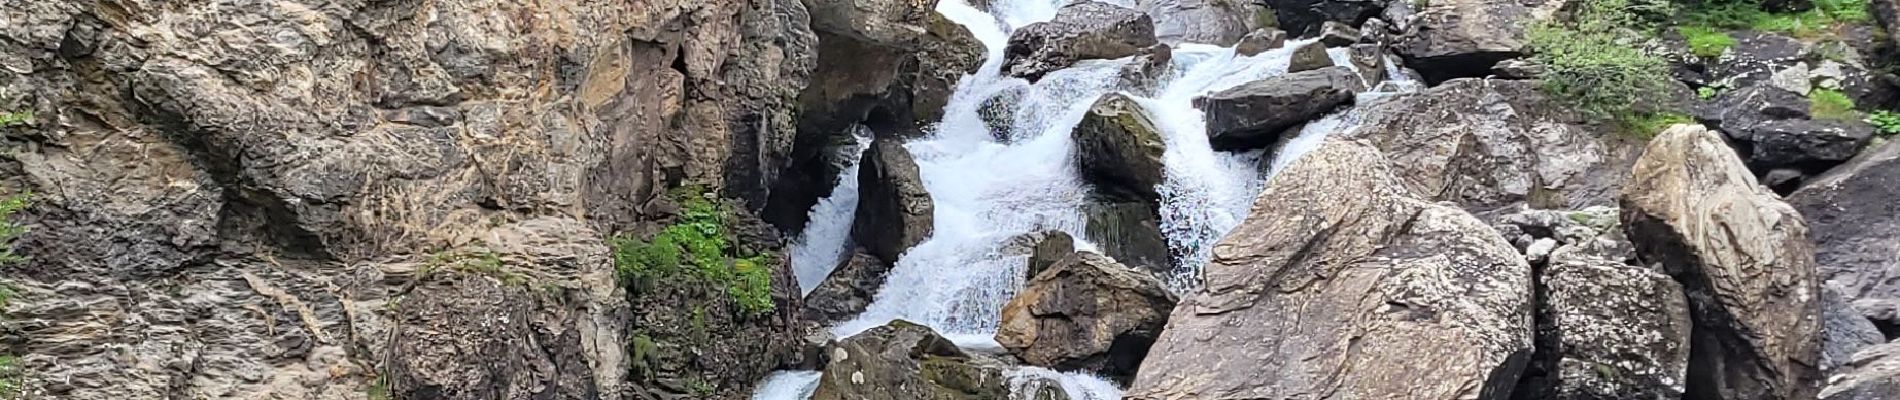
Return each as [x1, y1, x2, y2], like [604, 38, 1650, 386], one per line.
[757, 0, 1416, 398]
[789, 126, 874, 295]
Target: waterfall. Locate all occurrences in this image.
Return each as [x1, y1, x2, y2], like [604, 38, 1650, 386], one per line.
[754, 0, 1416, 398]
[788, 126, 874, 295]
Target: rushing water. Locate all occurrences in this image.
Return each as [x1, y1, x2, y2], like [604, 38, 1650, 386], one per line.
[758, 0, 1415, 398]
[788, 126, 873, 295]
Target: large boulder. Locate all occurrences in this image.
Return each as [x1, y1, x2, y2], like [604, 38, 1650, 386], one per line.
[1620, 124, 1824, 400]
[1748, 119, 1876, 168]
[1261, 0, 1393, 37]
[1075, 93, 1168, 202]
[1392, 0, 1565, 83]
[1127, 139, 1533, 400]
[1822, 285, 1886, 371]
[852, 138, 936, 264]
[1194, 66, 1361, 150]
[1083, 201, 1173, 274]
[1823, 342, 1900, 400]
[1342, 79, 1642, 218]
[1790, 140, 1900, 334]
[1287, 41, 1334, 73]
[1539, 252, 1693, 399]
[811, 321, 1010, 400]
[1004, 2, 1160, 81]
[1137, 0, 1270, 45]
[804, 248, 892, 324]
[996, 252, 1177, 380]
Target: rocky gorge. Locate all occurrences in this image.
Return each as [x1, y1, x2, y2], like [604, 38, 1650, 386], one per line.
[0, 0, 1897, 399]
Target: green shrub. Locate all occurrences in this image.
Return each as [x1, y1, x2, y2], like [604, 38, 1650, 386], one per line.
[1680, 26, 1737, 58]
[1528, 0, 1676, 122]
[1682, 0, 1865, 38]
[610, 190, 776, 316]
[1867, 110, 1900, 136]
[1698, 86, 1721, 99]
[1811, 89, 1859, 120]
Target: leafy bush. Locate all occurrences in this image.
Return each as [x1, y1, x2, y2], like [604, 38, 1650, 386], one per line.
[1528, 0, 1676, 123]
[1680, 26, 1736, 58]
[1867, 110, 1900, 136]
[610, 190, 776, 316]
[1811, 89, 1859, 120]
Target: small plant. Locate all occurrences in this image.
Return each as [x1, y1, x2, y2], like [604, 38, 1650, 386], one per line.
[610, 189, 776, 316]
[1528, 0, 1677, 121]
[0, 355, 22, 398]
[1867, 110, 1900, 136]
[367, 374, 392, 400]
[685, 377, 717, 397]
[1680, 26, 1736, 58]
[0, 112, 29, 126]
[0, 193, 28, 267]
[1697, 86, 1721, 100]
[1616, 112, 1698, 140]
[1811, 89, 1859, 121]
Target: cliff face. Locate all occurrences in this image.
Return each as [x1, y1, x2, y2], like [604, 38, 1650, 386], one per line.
[0, 0, 816, 398]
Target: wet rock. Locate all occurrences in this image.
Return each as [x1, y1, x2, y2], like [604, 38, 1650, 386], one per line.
[1075, 93, 1169, 202]
[804, 248, 893, 324]
[1392, 0, 1566, 83]
[1127, 139, 1533, 400]
[1262, 0, 1393, 36]
[1318, 21, 1362, 47]
[1348, 43, 1389, 87]
[1539, 253, 1692, 399]
[1288, 41, 1335, 73]
[1138, 0, 1271, 45]
[1235, 28, 1290, 56]
[1344, 79, 1642, 217]
[1116, 45, 1175, 98]
[1027, 231, 1078, 280]
[997, 252, 1176, 380]
[811, 321, 1010, 400]
[1195, 66, 1361, 150]
[1004, 1, 1161, 81]
[852, 138, 934, 265]
[1620, 124, 1824, 400]
[1748, 119, 1875, 168]
[1083, 201, 1172, 274]
[1790, 140, 1900, 335]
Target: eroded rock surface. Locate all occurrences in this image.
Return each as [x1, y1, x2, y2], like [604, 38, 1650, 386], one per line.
[997, 252, 1176, 380]
[1790, 140, 1900, 334]
[1004, 1, 1160, 81]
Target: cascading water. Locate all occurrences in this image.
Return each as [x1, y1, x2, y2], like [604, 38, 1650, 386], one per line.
[788, 126, 874, 295]
[757, 0, 1416, 398]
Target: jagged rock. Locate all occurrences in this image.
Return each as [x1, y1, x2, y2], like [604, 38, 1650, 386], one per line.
[1493, 206, 1634, 263]
[1288, 41, 1334, 73]
[1261, 0, 1393, 36]
[1538, 253, 1692, 399]
[1004, 1, 1160, 81]
[804, 248, 892, 324]
[812, 321, 1010, 400]
[1348, 43, 1389, 87]
[1706, 32, 1810, 92]
[807, 0, 948, 46]
[1392, 0, 1566, 83]
[1344, 79, 1641, 217]
[1083, 201, 1172, 274]
[1493, 58, 1547, 79]
[1027, 231, 1078, 280]
[1195, 66, 1361, 150]
[1823, 286, 1886, 371]
[1620, 124, 1824, 400]
[1235, 28, 1290, 56]
[1822, 342, 1900, 399]
[1318, 21, 1362, 47]
[1138, 0, 1270, 45]
[1698, 84, 1813, 141]
[997, 252, 1176, 380]
[1791, 140, 1900, 335]
[1115, 45, 1175, 99]
[853, 138, 936, 264]
[1127, 139, 1533, 400]
[1748, 119, 1875, 168]
[1075, 93, 1169, 202]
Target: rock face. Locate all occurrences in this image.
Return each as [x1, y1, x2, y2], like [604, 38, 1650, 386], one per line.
[1262, 0, 1392, 36]
[1027, 231, 1078, 279]
[1343, 79, 1641, 218]
[1137, 0, 1270, 45]
[1823, 342, 1900, 400]
[853, 138, 936, 264]
[804, 248, 893, 324]
[1540, 254, 1693, 399]
[1234, 28, 1290, 56]
[1075, 93, 1169, 202]
[1083, 201, 1173, 274]
[1822, 286, 1885, 371]
[1620, 125, 1824, 400]
[0, 0, 816, 398]
[812, 321, 1010, 400]
[1288, 41, 1335, 73]
[997, 252, 1176, 380]
[1392, 0, 1565, 83]
[1004, 1, 1161, 81]
[1790, 140, 1900, 334]
[1195, 66, 1361, 150]
[1127, 139, 1533, 400]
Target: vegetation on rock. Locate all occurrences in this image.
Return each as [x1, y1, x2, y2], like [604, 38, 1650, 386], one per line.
[612, 189, 776, 317]
[1527, 0, 1676, 132]
[1811, 89, 1861, 121]
[0, 193, 27, 396]
[1679, 25, 1737, 58]
[1868, 111, 1900, 137]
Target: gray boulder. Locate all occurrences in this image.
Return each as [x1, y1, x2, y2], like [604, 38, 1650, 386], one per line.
[1540, 253, 1692, 399]
[1620, 124, 1824, 400]
[1075, 93, 1169, 202]
[803, 248, 892, 324]
[1823, 342, 1900, 400]
[1127, 139, 1533, 400]
[1083, 201, 1172, 274]
[853, 138, 935, 264]
[1026, 231, 1078, 280]
[1748, 119, 1875, 168]
[1234, 28, 1290, 56]
[1004, 2, 1160, 81]
[1137, 0, 1271, 45]
[1823, 285, 1886, 372]
[1288, 41, 1334, 73]
[1791, 140, 1900, 335]
[997, 252, 1176, 380]
[1261, 0, 1392, 36]
[811, 321, 1010, 400]
[1195, 66, 1360, 150]
[1392, 0, 1566, 83]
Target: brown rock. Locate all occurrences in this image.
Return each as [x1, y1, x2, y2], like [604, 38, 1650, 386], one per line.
[997, 252, 1176, 380]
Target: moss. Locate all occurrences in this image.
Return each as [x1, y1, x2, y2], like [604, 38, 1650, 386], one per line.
[0, 193, 29, 266]
[1253, 7, 1278, 29]
[684, 377, 717, 397]
[610, 189, 776, 316]
[1811, 89, 1859, 121]
[1680, 26, 1736, 58]
[426, 248, 530, 287]
[0, 355, 22, 398]
[0, 112, 29, 126]
[630, 334, 660, 380]
[1615, 111, 1697, 140]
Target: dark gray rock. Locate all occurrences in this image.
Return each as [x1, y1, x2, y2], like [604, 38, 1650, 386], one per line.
[1084, 201, 1172, 274]
[1195, 66, 1360, 150]
[1138, 0, 1271, 45]
[1318, 21, 1361, 47]
[1823, 286, 1886, 372]
[1823, 342, 1900, 400]
[1748, 119, 1875, 168]
[811, 321, 1010, 400]
[804, 248, 892, 324]
[1392, 0, 1565, 83]
[997, 252, 1176, 381]
[1261, 0, 1392, 36]
[1075, 93, 1168, 202]
[1698, 85, 1812, 142]
[1540, 253, 1692, 400]
[1348, 43, 1389, 87]
[1027, 231, 1077, 279]
[853, 138, 935, 264]
[1791, 140, 1900, 336]
[1235, 28, 1290, 57]
[1004, 2, 1160, 81]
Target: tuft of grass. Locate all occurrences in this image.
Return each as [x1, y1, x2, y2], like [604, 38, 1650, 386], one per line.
[1811, 89, 1859, 121]
[0, 193, 27, 267]
[1528, 0, 1676, 122]
[1680, 26, 1737, 58]
[1616, 112, 1699, 140]
[1698, 86, 1721, 100]
[1866, 110, 1900, 136]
